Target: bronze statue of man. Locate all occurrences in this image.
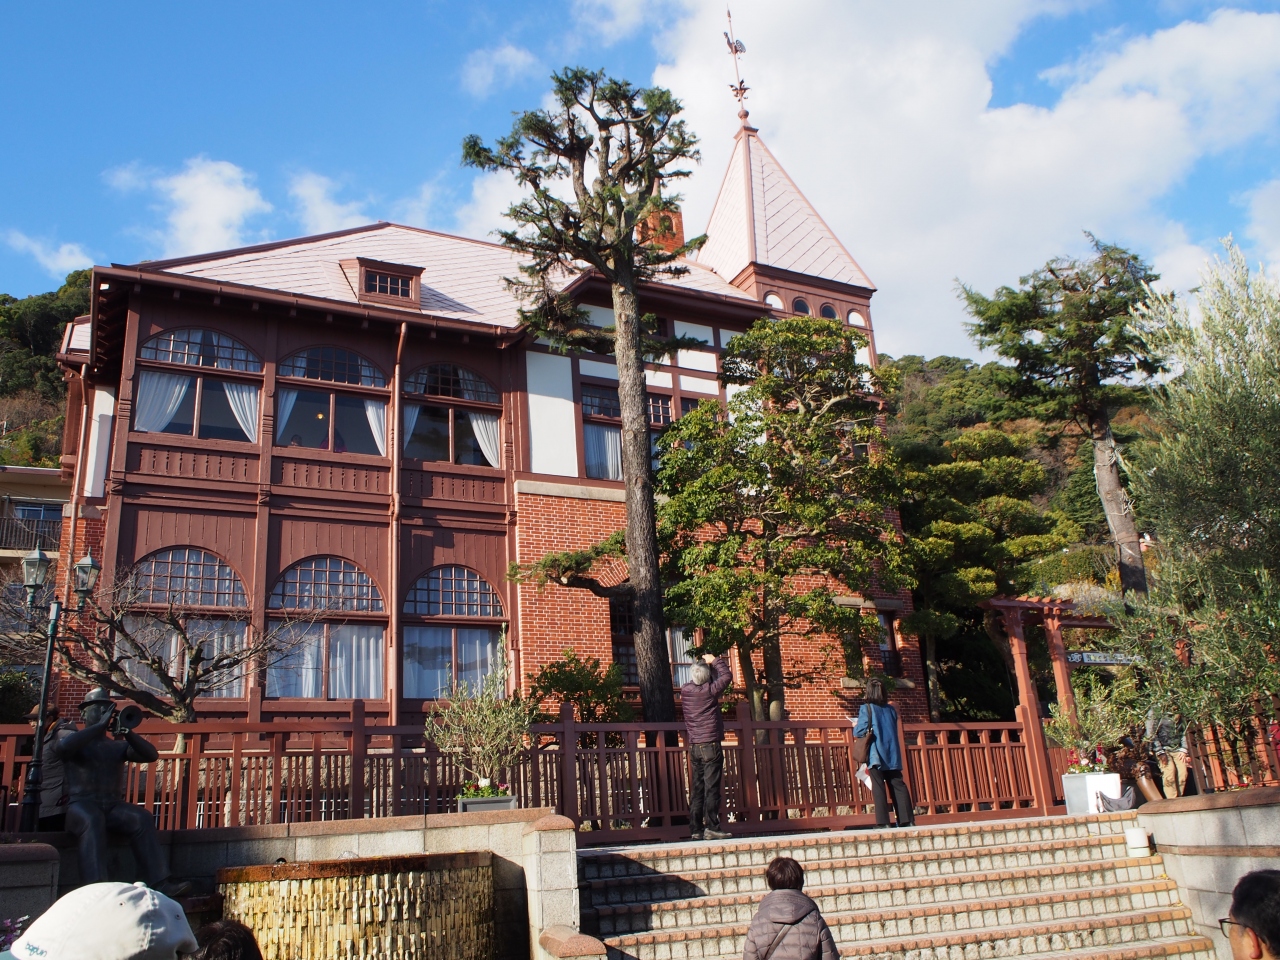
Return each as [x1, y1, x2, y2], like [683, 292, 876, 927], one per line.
[53, 688, 186, 895]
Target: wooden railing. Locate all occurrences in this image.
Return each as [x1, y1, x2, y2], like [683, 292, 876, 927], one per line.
[1187, 716, 1280, 792]
[0, 706, 1053, 844]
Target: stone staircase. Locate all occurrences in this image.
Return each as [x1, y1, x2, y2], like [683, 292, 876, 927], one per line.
[578, 813, 1216, 960]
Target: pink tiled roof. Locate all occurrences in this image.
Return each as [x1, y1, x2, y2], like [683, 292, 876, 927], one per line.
[696, 124, 874, 290]
[143, 222, 758, 329]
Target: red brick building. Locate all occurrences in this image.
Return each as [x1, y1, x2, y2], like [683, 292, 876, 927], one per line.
[52, 118, 926, 724]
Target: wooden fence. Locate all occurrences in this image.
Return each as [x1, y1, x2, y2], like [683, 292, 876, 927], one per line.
[0, 705, 1055, 844]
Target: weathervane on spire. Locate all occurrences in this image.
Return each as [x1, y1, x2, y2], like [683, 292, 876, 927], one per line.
[724, 8, 749, 120]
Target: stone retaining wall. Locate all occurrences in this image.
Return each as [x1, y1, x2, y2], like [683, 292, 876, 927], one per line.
[1138, 786, 1280, 960]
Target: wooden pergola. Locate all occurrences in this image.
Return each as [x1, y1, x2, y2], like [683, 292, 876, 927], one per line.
[979, 595, 1114, 805]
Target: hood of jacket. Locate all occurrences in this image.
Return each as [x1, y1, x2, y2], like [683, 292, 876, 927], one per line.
[755, 889, 819, 924]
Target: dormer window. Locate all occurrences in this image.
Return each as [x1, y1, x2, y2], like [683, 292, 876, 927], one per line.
[366, 272, 412, 298]
[351, 258, 423, 308]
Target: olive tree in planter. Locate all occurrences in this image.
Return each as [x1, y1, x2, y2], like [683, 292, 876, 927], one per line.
[1044, 670, 1138, 813]
[424, 645, 538, 812]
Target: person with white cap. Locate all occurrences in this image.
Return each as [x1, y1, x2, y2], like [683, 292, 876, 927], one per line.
[0, 881, 198, 960]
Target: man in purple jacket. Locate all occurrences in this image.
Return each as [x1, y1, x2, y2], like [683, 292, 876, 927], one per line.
[682, 653, 733, 841]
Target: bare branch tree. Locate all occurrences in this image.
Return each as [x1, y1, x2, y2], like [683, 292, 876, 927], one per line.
[0, 565, 320, 723]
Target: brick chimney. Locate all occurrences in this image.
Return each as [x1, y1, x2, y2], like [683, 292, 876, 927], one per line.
[639, 208, 685, 254]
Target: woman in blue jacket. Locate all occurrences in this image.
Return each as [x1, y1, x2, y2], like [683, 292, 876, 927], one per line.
[853, 678, 914, 828]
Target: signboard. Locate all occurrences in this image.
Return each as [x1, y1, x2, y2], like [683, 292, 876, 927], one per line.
[1066, 651, 1138, 666]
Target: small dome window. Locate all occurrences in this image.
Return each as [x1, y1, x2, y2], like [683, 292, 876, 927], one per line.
[792, 298, 811, 316]
[820, 304, 838, 320]
[764, 293, 784, 310]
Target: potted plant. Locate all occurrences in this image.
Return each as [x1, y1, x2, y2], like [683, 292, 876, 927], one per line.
[424, 642, 536, 813]
[1046, 671, 1135, 814]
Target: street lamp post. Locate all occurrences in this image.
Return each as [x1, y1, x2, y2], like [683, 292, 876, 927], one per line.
[18, 548, 101, 832]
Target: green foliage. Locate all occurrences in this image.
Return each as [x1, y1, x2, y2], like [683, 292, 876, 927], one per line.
[879, 355, 1022, 438]
[961, 237, 1162, 427]
[0, 270, 88, 403]
[657, 315, 912, 716]
[0, 671, 38, 724]
[527, 649, 635, 723]
[424, 644, 538, 789]
[1104, 244, 1280, 776]
[1044, 668, 1141, 755]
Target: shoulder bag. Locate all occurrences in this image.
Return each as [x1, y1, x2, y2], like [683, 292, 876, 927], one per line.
[851, 707, 875, 766]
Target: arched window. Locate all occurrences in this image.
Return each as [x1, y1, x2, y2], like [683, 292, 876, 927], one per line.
[402, 566, 504, 699]
[268, 556, 383, 611]
[764, 293, 784, 310]
[278, 347, 386, 387]
[135, 330, 261, 442]
[792, 298, 811, 316]
[848, 309, 866, 327]
[403, 364, 501, 467]
[126, 548, 248, 699]
[819, 304, 838, 320]
[267, 557, 385, 701]
[140, 329, 262, 372]
[135, 547, 247, 607]
[276, 348, 387, 456]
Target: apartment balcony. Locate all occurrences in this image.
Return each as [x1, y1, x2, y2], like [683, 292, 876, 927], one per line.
[0, 517, 63, 553]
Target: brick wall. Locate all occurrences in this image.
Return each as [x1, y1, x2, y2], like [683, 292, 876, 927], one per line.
[514, 492, 929, 722]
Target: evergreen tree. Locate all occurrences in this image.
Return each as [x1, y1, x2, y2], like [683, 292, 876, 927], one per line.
[962, 237, 1162, 594]
[656, 316, 911, 719]
[465, 69, 702, 723]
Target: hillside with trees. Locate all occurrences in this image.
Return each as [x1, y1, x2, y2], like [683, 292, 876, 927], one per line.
[0, 269, 86, 467]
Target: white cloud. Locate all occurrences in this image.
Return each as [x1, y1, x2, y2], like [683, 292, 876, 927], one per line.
[648, 3, 1280, 358]
[4, 231, 93, 277]
[151, 158, 272, 256]
[1245, 178, 1280, 271]
[395, 181, 438, 229]
[461, 43, 539, 98]
[289, 172, 368, 234]
[453, 170, 529, 242]
[570, 0, 681, 45]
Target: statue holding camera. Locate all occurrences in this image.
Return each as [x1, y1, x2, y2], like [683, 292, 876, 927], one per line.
[52, 688, 186, 894]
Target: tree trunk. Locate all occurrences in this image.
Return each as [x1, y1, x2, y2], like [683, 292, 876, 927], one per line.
[737, 645, 765, 722]
[611, 282, 676, 723]
[762, 634, 786, 721]
[1090, 414, 1148, 595]
[924, 635, 941, 722]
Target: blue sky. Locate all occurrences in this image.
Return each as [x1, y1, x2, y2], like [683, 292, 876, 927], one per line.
[3, 1, 1280, 358]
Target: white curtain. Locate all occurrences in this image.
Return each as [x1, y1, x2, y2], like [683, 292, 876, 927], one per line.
[457, 627, 499, 695]
[402, 404, 421, 451]
[467, 411, 501, 467]
[403, 625, 452, 699]
[222, 382, 259, 443]
[275, 388, 299, 444]
[584, 423, 623, 480]
[192, 620, 246, 698]
[329, 624, 385, 699]
[364, 400, 387, 456]
[267, 621, 322, 698]
[135, 371, 191, 433]
[669, 626, 695, 685]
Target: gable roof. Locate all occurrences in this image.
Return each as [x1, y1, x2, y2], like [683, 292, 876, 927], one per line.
[139, 222, 759, 329]
[696, 123, 874, 291]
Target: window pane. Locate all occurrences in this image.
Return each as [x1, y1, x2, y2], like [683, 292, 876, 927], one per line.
[680, 397, 703, 417]
[669, 626, 695, 686]
[198, 379, 253, 442]
[278, 389, 330, 449]
[582, 384, 621, 418]
[266, 621, 323, 697]
[820, 304, 838, 320]
[792, 299, 811, 316]
[328, 624, 385, 699]
[405, 364, 499, 404]
[584, 423, 622, 480]
[455, 410, 499, 467]
[404, 566, 503, 617]
[135, 372, 197, 435]
[403, 405, 450, 461]
[189, 619, 246, 698]
[457, 627, 500, 696]
[118, 615, 181, 695]
[334, 394, 384, 456]
[647, 394, 672, 426]
[403, 626, 453, 699]
[140, 328, 262, 372]
[279, 347, 386, 387]
[609, 597, 638, 686]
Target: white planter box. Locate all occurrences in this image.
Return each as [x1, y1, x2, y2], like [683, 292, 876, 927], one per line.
[457, 795, 518, 813]
[1061, 772, 1121, 815]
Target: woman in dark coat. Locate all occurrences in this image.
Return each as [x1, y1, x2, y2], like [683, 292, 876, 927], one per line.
[742, 857, 838, 960]
[853, 678, 914, 828]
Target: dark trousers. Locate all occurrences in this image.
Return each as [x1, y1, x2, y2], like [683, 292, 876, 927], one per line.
[65, 798, 167, 885]
[868, 767, 913, 827]
[688, 742, 724, 832]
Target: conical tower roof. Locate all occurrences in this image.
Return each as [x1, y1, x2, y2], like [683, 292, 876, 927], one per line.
[696, 120, 874, 291]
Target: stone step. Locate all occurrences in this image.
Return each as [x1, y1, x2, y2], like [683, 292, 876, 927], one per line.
[587, 860, 1174, 937]
[582, 833, 1135, 908]
[579, 812, 1139, 881]
[604, 905, 1198, 960]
